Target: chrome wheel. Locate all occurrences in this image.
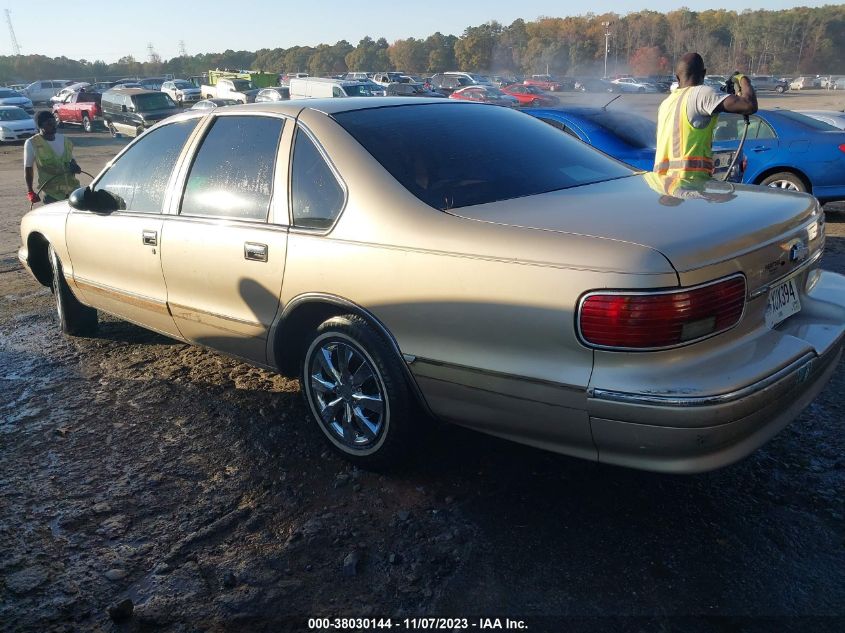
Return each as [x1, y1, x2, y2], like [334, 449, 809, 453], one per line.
[307, 338, 386, 450]
[767, 179, 801, 191]
[760, 171, 806, 193]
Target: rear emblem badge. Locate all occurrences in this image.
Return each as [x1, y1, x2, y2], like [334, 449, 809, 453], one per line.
[789, 241, 809, 263]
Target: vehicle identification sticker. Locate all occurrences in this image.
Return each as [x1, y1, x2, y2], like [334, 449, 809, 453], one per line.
[765, 277, 801, 328]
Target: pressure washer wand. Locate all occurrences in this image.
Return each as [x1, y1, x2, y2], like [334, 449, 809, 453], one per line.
[721, 72, 751, 182]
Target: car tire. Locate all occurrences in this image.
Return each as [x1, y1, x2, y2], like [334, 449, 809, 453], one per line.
[82, 114, 92, 133]
[106, 120, 117, 137]
[759, 171, 807, 193]
[301, 314, 415, 468]
[53, 112, 62, 127]
[776, 85, 785, 94]
[48, 244, 98, 336]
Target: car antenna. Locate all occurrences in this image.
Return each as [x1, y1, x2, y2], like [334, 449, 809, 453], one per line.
[602, 95, 622, 110]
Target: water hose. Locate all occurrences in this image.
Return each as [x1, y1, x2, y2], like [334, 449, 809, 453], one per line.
[30, 170, 95, 210]
[721, 115, 749, 182]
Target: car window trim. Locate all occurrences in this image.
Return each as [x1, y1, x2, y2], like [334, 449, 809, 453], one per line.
[174, 111, 288, 224]
[287, 122, 349, 235]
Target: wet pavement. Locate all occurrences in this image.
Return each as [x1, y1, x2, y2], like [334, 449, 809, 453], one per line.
[1, 127, 844, 632]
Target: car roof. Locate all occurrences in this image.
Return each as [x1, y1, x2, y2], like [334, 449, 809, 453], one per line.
[104, 87, 161, 95]
[207, 97, 457, 117]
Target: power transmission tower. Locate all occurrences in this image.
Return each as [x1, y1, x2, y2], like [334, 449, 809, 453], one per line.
[147, 42, 161, 64]
[5, 9, 21, 55]
[179, 40, 188, 57]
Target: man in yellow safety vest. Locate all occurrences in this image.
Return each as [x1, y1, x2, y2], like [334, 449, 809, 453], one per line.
[655, 53, 757, 180]
[25, 110, 82, 204]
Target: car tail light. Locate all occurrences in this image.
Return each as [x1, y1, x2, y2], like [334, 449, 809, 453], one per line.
[838, 144, 845, 154]
[578, 276, 746, 350]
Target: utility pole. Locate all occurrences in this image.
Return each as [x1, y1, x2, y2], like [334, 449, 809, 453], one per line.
[179, 40, 188, 57]
[602, 21, 611, 79]
[5, 9, 21, 55]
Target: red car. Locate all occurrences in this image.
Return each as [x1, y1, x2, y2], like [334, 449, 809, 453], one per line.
[52, 92, 102, 132]
[523, 75, 564, 91]
[448, 86, 519, 107]
[501, 84, 560, 107]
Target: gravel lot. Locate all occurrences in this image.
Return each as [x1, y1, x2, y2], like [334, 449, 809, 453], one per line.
[1, 91, 844, 632]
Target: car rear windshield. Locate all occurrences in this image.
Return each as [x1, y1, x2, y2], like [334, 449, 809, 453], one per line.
[77, 93, 100, 103]
[582, 110, 657, 149]
[333, 103, 633, 211]
[775, 110, 839, 131]
[133, 93, 176, 111]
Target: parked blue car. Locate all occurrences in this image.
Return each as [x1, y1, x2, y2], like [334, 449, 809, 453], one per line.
[528, 107, 740, 178]
[712, 110, 845, 203]
[528, 107, 657, 171]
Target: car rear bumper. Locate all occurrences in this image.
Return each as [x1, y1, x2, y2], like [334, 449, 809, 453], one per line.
[589, 339, 841, 473]
[586, 269, 845, 473]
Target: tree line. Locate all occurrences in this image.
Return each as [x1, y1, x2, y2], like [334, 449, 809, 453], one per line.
[2, 5, 843, 84]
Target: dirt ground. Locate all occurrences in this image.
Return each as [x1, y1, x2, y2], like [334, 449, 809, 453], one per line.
[1, 92, 844, 632]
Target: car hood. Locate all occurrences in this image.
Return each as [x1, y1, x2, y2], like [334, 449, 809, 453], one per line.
[448, 173, 819, 274]
[0, 97, 31, 105]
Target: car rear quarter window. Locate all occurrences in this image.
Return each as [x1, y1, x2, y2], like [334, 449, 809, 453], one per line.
[94, 119, 199, 213]
[291, 128, 345, 229]
[181, 115, 284, 221]
[333, 103, 633, 211]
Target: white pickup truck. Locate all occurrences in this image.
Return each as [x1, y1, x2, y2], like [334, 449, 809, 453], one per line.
[200, 78, 260, 103]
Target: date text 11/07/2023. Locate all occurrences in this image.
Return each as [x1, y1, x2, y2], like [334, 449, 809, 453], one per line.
[307, 618, 529, 630]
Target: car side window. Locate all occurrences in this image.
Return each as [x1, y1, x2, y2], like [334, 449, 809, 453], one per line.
[752, 117, 776, 140]
[333, 86, 344, 98]
[181, 115, 284, 221]
[291, 129, 345, 230]
[94, 119, 199, 213]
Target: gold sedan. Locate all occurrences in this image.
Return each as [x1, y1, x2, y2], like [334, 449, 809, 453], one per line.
[18, 99, 845, 472]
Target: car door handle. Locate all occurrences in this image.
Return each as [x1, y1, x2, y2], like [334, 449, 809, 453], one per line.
[244, 242, 268, 262]
[751, 146, 771, 152]
[142, 230, 157, 246]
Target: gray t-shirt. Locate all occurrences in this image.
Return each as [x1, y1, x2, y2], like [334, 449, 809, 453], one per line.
[686, 85, 729, 129]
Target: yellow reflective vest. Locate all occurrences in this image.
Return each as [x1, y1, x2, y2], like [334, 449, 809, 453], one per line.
[32, 135, 80, 200]
[654, 87, 717, 179]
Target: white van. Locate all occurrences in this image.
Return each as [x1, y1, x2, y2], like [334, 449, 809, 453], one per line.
[289, 77, 380, 99]
[24, 79, 74, 104]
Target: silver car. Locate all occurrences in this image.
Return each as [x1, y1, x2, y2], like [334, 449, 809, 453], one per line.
[17, 99, 845, 473]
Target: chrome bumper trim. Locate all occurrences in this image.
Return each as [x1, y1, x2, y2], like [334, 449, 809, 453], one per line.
[590, 351, 818, 407]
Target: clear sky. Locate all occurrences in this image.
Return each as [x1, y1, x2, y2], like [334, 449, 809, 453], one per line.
[7, 0, 833, 62]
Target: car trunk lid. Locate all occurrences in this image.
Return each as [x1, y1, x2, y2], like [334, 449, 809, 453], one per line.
[448, 174, 823, 291]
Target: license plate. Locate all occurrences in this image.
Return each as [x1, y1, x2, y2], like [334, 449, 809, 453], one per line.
[765, 277, 801, 328]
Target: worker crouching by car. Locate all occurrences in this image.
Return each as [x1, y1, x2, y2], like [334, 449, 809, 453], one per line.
[654, 52, 757, 181]
[24, 110, 81, 205]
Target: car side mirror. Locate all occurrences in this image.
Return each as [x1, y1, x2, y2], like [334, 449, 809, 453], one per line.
[121, 104, 127, 112]
[68, 186, 121, 214]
